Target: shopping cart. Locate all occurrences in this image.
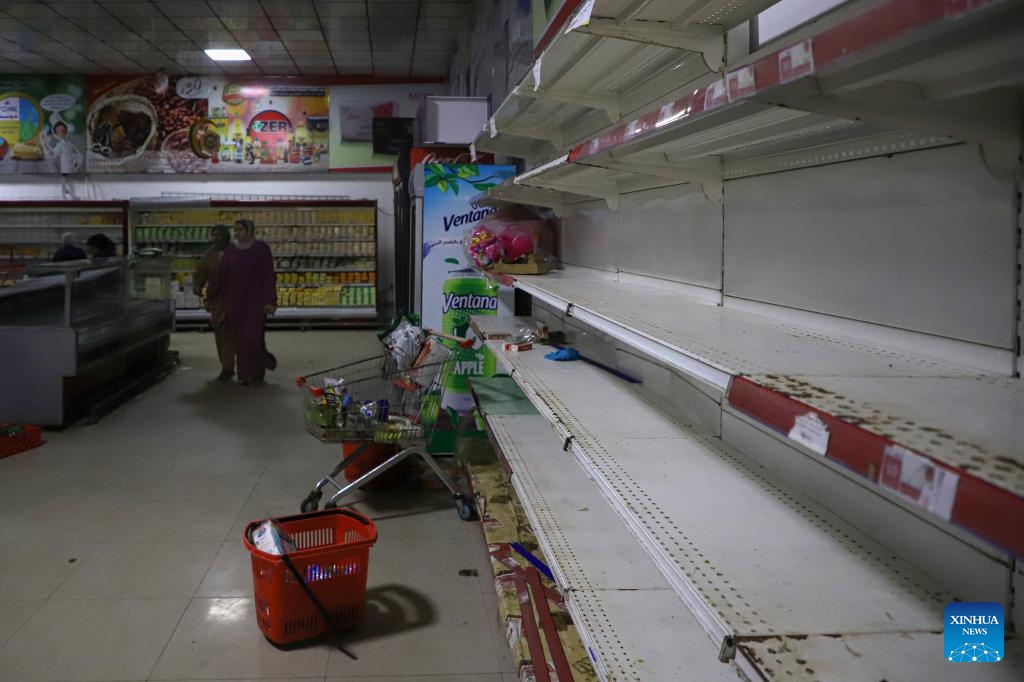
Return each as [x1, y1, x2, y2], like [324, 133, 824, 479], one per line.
[296, 340, 477, 521]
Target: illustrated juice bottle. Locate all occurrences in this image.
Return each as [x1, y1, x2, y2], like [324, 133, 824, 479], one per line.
[440, 269, 498, 414]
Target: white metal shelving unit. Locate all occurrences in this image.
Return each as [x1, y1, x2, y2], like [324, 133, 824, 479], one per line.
[484, 343, 1024, 680]
[506, 266, 1024, 558]
[487, 414, 742, 681]
[468, 0, 1024, 677]
[474, 0, 777, 164]
[499, 0, 1024, 210]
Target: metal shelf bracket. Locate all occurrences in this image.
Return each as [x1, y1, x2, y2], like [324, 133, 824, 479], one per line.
[518, 177, 620, 210]
[762, 81, 1023, 182]
[513, 85, 620, 124]
[582, 155, 724, 203]
[495, 121, 566, 149]
[578, 18, 726, 71]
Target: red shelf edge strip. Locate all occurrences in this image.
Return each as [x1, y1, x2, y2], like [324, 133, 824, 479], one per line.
[567, 0, 1002, 163]
[726, 376, 1024, 557]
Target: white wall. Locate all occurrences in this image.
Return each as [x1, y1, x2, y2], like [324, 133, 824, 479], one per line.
[557, 144, 1018, 357]
[559, 185, 724, 290]
[0, 173, 397, 317]
[725, 145, 1017, 349]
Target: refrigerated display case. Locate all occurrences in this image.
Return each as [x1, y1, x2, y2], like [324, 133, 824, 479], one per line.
[0, 201, 128, 288]
[0, 260, 174, 426]
[128, 200, 378, 324]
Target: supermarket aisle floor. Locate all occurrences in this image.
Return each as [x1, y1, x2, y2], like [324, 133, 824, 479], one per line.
[0, 331, 517, 682]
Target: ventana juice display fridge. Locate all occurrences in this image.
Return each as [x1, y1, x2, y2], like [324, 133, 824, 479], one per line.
[411, 162, 516, 414]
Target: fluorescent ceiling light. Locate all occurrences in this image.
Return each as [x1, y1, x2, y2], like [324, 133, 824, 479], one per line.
[205, 49, 250, 61]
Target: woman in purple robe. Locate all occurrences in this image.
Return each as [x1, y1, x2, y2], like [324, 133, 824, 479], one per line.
[208, 218, 277, 386]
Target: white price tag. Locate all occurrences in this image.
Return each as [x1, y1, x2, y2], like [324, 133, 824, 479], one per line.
[704, 80, 728, 110]
[779, 39, 815, 84]
[727, 66, 756, 102]
[566, 0, 596, 32]
[489, 116, 497, 138]
[532, 56, 542, 91]
[879, 445, 959, 521]
[469, 142, 477, 161]
[787, 412, 830, 456]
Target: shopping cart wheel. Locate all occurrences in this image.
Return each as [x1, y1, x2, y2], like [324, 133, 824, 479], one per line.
[300, 491, 321, 513]
[456, 497, 477, 522]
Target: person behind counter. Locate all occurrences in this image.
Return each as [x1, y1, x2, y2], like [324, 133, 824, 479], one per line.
[194, 224, 234, 382]
[52, 233, 87, 262]
[85, 233, 117, 264]
[207, 218, 278, 387]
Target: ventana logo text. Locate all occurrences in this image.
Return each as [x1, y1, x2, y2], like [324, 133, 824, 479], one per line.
[442, 292, 498, 313]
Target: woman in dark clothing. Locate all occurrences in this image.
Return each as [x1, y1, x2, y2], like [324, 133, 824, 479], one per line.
[207, 219, 278, 386]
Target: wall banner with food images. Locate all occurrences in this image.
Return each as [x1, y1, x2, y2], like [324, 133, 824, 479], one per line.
[328, 84, 444, 172]
[0, 75, 86, 174]
[85, 75, 329, 173]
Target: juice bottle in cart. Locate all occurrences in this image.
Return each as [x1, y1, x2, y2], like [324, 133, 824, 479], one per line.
[440, 268, 498, 414]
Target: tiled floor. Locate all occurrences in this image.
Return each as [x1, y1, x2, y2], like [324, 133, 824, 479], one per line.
[0, 331, 517, 682]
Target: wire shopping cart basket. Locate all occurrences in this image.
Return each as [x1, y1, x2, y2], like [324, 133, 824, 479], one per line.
[295, 341, 476, 521]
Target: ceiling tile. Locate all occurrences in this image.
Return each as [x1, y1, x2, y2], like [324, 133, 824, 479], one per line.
[220, 16, 272, 31]
[244, 42, 290, 54]
[317, 3, 366, 18]
[370, 17, 418, 31]
[42, 28, 96, 42]
[367, 2, 417, 17]
[276, 30, 325, 42]
[319, 15, 368, 31]
[331, 48, 372, 58]
[121, 16, 177, 30]
[261, 0, 316, 17]
[158, 1, 215, 17]
[47, 3, 113, 19]
[262, 64, 303, 74]
[269, 16, 320, 31]
[102, 2, 162, 19]
[3, 4, 58, 19]
[300, 66, 338, 75]
[421, 16, 464, 31]
[21, 16, 78, 31]
[171, 17, 225, 30]
[207, 1, 266, 17]
[422, 2, 470, 18]
[236, 30, 282, 43]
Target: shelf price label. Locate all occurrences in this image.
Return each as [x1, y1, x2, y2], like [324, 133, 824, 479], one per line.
[787, 412, 830, 456]
[778, 39, 815, 84]
[727, 66, 757, 102]
[566, 0, 596, 32]
[879, 445, 959, 521]
[703, 80, 728, 110]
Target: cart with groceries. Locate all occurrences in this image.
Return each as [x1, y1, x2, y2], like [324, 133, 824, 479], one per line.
[295, 321, 477, 521]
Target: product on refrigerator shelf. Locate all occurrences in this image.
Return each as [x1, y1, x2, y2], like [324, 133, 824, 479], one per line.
[463, 204, 556, 274]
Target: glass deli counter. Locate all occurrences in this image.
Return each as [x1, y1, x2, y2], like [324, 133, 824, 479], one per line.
[0, 261, 174, 426]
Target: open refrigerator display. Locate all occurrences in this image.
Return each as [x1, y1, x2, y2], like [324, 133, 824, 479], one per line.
[128, 200, 378, 323]
[0, 201, 127, 288]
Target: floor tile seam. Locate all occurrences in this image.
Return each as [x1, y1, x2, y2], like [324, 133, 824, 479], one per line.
[0, 600, 45, 654]
[141, 596, 193, 682]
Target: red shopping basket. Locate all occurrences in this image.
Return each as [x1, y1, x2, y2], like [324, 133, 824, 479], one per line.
[0, 423, 42, 459]
[243, 508, 377, 645]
